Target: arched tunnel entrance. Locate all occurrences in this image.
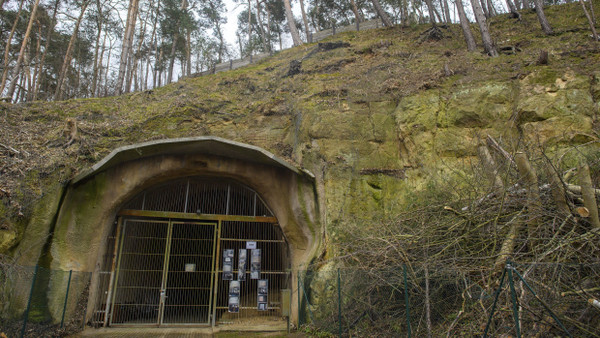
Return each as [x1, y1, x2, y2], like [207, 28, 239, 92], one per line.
[39, 137, 322, 331]
[94, 177, 290, 327]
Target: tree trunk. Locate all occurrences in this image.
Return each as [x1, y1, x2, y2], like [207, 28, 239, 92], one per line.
[146, 0, 160, 88]
[54, 1, 89, 101]
[33, 0, 59, 100]
[27, 23, 42, 101]
[515, 152, 542, 241]
[505, 0, 522, 20]
[299, 0, 310, 40]
[478, 144, 504, 191]
[168, 0, 187, 84]
[442, 0, 452, 23]
[186, 28, 191, 77]
[479, 0, 489, 18]
[424, 0, 439, 25]
[283, 0, 302, 46]
[247, 0, 252, 55]
[6, 0, 41, 101]
[103, 38, 113, 96]
[350, 0, 364, 23]
[116, 0, 139, 94]
[0, 0, 25, 95]
[371, 0, 393, 26]
[487, 0, 497, 16]
[579, 0, 598, 40]
[91, 0, 104, 97]
[96, 33, 107, 96]
[455, 0, 477, 51]
[579, 164, 600, 228]
[544, 162, 571, 217]
[533, 0, 553, 35]
[470, 0, 498, 56]
[255, 0, 270, 52]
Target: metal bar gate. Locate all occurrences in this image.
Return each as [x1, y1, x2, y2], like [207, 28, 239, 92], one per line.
[91, 178, 290, 328]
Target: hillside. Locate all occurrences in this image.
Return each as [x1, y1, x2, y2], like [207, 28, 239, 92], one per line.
[2, 0, 599, 250]
[1, 1, 600, 335]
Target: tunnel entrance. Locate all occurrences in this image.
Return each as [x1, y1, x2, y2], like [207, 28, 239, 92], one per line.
[93, 177, 290, 327]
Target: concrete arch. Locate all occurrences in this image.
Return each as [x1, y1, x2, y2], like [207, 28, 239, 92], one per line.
[44, 137, 321, 326]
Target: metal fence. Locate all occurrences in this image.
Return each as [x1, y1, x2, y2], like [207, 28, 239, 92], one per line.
[298, 262, 600, 337]
[192, 18, 383, 77]
[0, 265, 91, 338]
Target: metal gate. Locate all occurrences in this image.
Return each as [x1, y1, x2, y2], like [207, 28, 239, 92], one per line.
[93, 178, 290, 327]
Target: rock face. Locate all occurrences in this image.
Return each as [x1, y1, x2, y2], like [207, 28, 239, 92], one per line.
[1, 6, 600, 326]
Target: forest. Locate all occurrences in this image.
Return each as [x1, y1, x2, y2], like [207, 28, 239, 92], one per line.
[1, 0, 596, 103]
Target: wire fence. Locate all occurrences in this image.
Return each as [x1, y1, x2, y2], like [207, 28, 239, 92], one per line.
[193, 18, 383, 77]
[0, 265, 91, 338]
[298, 262, 600, 337]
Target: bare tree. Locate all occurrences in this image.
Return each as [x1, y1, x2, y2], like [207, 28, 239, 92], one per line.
[6, 0, 41, 101]
[0, 0, 25, 95]
[470, 0, 498, 56]
[299, 0, 310, 41]
[54, 0, 90, 100]
[455, 0, 477, 51]
[371, 0, 393, 26]
[533, 0, 553, 35]
[283, 0, 302, 46]
[579, 0, 599, 40]
[116, 0, 140, 94]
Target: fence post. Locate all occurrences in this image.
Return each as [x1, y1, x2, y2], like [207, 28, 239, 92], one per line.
[507, 262, 521, 338]
[483, 266, 507, 337]
[60, 270, 73, 328]
[297, 270, 301, 327]
[21, 265, 39, 338]
[229, 59, 233, 70]
[403, 264, 411, 338]
[337, 268, 342, 338]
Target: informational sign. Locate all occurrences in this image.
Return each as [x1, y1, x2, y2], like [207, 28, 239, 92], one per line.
[238, 249, 247, 281]
[246, 241, 257, 249]
[228, 280, 240, 313]
[257, 279, 268, 311]
[250, 249, 261, 279]
[223, 249, 234, 280]
[184, 263, 196, 272]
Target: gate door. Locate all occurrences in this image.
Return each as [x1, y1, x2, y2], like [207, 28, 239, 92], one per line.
[162, 221, 216, 324]
[110, 219, 217, 325]
[110, 219, 168, 325]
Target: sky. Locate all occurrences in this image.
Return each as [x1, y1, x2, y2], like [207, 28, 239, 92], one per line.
[222, 0, 298, 57]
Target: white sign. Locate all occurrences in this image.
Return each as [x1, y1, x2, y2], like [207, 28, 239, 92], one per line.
[246, 241, 257, 249]
[185, 263, 196, 272]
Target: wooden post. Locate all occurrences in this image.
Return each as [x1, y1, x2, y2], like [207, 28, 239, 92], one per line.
[515, 152, 542, 238]
[544, 162, 571, 216]
[579, 164, 600, 228]
[478, 143, 504, 191]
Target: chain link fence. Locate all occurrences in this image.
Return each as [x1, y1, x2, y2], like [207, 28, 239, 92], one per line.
[0, 265, 91, 338]
[298, 262, 600, 337]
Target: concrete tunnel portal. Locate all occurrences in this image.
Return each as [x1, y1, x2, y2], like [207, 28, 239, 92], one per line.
[44, 137, 321, 330]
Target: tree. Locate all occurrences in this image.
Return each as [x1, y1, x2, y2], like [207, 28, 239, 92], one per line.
[470, 0, 498, 56]
[533, 0, 553, 35]
[6, 0, 41, 101]
[283, 0, 302, 46]
[371, 0, 393, 26]
[116, 0, 140, 94]
[0, 0, 25, 96]
[455, 0, 477, 51]
[54, 0, 90, 100]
